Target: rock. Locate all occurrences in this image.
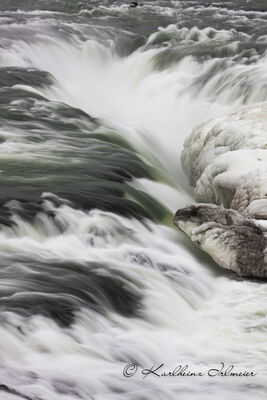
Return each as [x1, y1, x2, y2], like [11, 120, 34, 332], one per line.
[174, 204, 267, 279]
[175, 102, 267, 279]
[181, 102, 267, 218]
[129, 1, 139, 7]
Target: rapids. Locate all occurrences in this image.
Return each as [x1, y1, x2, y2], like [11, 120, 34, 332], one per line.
[0, 1, 266, 399]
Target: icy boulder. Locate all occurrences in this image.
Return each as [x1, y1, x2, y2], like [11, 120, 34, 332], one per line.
[181, 102, 267, 218]
[174, 204, 267, 279]
[175, 103, 267, 279]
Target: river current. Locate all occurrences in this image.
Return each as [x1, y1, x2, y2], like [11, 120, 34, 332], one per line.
[0, 1, 266, 399]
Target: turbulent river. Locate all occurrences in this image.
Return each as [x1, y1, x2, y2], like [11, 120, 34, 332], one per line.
[0, 0, 266, 399]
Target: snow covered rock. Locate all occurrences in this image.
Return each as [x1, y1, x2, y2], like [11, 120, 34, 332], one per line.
[175, 103, 267, 278]
[181, 102, 267, 217]
[174, 204, 267, 279]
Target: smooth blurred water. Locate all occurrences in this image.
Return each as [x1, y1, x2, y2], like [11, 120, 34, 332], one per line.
[0, 1, 266, 399]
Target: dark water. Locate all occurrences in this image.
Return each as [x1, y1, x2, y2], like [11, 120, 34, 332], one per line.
[0, 1, 266, 399]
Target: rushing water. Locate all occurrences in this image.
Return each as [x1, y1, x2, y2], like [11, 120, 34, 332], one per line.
[0, 1, 266, 399]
